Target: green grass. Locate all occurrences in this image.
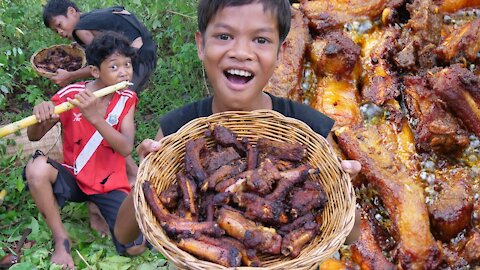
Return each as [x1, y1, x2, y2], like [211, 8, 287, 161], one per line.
[0, 0, 205, 269]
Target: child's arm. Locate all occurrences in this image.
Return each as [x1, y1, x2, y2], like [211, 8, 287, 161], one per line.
[68, 90, 135, 156]
[115, 135, 163, 244]
[27, 101, 59, 141]
[51, 66, 92, 88]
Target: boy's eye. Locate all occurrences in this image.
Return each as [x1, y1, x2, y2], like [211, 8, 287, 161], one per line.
[255, 37, 269, 44]
[110, 65, 118, 70]
[217, 34, 231, 41]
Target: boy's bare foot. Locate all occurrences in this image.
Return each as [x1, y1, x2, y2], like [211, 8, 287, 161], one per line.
[51, 238, 74, 269]
[87, 202, 109, 237]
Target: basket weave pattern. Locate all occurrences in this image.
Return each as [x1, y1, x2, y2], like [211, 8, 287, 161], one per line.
[30, 43, 86, 78]
[135, 110, 356, 270]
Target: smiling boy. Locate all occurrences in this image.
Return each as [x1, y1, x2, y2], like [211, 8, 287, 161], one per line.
[115, 0, 361, 247]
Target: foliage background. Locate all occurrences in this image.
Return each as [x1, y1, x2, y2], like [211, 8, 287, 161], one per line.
[0, 0, 206, 268]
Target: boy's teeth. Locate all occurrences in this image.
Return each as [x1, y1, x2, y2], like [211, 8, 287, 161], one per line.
[227, 69, 252, 77]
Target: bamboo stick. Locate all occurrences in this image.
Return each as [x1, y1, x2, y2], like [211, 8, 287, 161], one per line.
[0, 81, 131, 138]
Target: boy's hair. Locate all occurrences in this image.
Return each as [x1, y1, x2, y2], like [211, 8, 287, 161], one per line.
[86, 31, 136, 68]
[42, 0, 80, 28]
[197, 0, 291, 43]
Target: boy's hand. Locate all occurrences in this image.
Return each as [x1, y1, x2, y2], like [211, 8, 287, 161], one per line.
[33, 101, 59, 123]
[67, 90, 102, 125]
[341, 160, 361, 178]
[136, 139, 162, 162]
[51, 69, 72, 87]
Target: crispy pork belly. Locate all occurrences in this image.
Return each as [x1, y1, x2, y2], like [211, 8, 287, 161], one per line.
[301, 0, 389, 33]
[403, 76, 469, 153]
[336, 125, 441, 269]
[435, 0, 480, 13]
[309, 76, 361, 128]
[428, 167, 473, 242]
[437, 19, 480, 63]
[308, 31, 361, 78]
[429, 65, 480, 137]
[350, 210, 397, 270]
[360, 27, 400, 105]
[264, 7, 309, 101]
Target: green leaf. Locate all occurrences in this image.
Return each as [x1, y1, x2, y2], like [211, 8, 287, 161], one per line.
[104, 255, 131, 263]
[9, 262, 37, 270]
[29, 216, 40, 238]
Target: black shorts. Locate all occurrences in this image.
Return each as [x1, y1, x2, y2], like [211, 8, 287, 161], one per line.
[23, 150, 144, 255]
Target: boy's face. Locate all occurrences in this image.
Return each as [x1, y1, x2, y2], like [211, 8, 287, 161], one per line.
[91, 52, 133, 87]
[195, 3, 284, 111]
[48, 7, 78, 39]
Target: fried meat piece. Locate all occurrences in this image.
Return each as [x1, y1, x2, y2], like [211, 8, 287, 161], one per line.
[361, 27, 400, 105]
[221, 237, 261, 267]
[159, 183, 179, 209]
[233, 192, 289, 225]
[309, 76, 361, 128]
[288, 181, 328, 219]
[436, 0, 480, 13]
[243, 158, 281, 195]
[350, 210, 397, 270]
[281, 221, 319, 258]
[209, 124, 246, 155]
[309, 31, 361, 78]
[264, 7, 309, 101]
[463, 231, 480, 263]
[403, 75, 469, 153]
[301, 0, 389, 33]
[217, 207, 282, 254]
[437, 19, 480, 63]
[203, 161, 247, 191]
[430, 65, 480, 137]
[246, 143, 259, 170]
[256, 138, 307, 162]
[428, 167, 473, 242]
[336, 126, 442, 269]
[185, 138, 208, 184]
[266, 164, 317, 201]
[205, 147, 241, 174]
[177, 171, 198, 215]
[177, 236, 241, 267]
[278, 213, 315, 236]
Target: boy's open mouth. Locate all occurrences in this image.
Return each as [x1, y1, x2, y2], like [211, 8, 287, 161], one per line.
[225, 69, 254, 84]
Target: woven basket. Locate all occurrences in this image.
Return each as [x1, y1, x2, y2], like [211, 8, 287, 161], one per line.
[134, 110, 356, 270]
[30, 43, 86, 78]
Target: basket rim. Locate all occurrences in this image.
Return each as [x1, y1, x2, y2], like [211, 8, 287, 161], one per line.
[134, 109, 356, 270]
[30, 43, 87, 78]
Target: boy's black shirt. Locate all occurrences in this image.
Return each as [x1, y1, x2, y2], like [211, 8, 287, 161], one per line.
[160, 92, 334, 137]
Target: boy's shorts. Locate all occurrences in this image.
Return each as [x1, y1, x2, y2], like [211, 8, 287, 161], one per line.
[23, 150, 144, 255]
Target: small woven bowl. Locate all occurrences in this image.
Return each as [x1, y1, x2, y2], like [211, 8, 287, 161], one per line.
[134, 110, 356, 270]
[30, 43, 86, 78]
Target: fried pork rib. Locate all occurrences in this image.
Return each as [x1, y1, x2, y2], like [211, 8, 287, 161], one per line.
[185, 138, 208, 184]
[205, 147, 241, 174]
[429, 65, 480, 137]
[428, 167, 473, 242]
[350, 210, 397, 270]
[242, 158, 280, 195]
[403, 75, 469, 153]
[288, 181, 328, 219]
[234, 192, 289, 225]
[177, 235, 241, 267]
[336, 126, 441, 269]
[438, 19, 480, 64]
[159, 183, 179, 209]
[310, 77, 361, 128]
[203, 161, 246, 192]
[256, 138, 307, 162]
[264, 7, 309, 101]
[143, 182, 224, 237]
[301, 0, 389, 33]
[309, 31, 361, 78]
[209, 124, 246, 155]
[281, 221, 319, 258]
[177, 171, 198, 215]
[217, 207, 282, 255]
[361, 27, 400, 105]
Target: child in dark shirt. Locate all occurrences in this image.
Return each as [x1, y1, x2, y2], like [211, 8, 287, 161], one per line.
[25, 32, 145, 269]
[42, 0, 156, 93]
[115, 0, 361, 249]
